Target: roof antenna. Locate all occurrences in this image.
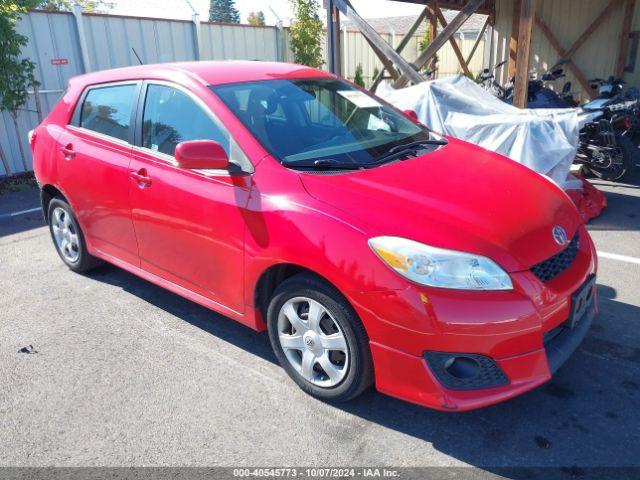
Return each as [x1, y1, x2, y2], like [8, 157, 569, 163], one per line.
[132, 48, 143, 65]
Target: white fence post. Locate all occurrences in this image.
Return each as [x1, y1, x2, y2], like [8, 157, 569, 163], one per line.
[192, 13, 202, 61]
[72, 4, 91, 72]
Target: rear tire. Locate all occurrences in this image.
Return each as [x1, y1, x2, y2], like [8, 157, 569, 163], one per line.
[267, 273, 374, 403]
[47, 197, 103, 273]
[588, 134, 636, 181]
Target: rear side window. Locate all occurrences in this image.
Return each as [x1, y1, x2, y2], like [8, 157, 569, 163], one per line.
[79, 84, 136, 142]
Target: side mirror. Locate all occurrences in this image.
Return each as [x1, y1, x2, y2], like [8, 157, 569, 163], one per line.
[403, 109, 419, 123]
[175, 140, 229, 170]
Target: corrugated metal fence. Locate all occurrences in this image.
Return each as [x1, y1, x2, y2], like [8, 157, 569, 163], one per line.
[0, 9, 485, 175]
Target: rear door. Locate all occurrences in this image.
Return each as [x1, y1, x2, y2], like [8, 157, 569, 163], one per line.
[56, 81, 141, 266]
[128, 81, 253, 314]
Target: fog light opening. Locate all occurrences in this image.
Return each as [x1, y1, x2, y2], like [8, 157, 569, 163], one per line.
[443, 356, 480, 380]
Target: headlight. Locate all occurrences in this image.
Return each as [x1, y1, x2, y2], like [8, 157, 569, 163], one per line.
[368, 236, 513, 290]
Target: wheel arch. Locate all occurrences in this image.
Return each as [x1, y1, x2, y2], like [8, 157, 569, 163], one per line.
[40, 184, 67, 224]
[253, 262, 350, 320]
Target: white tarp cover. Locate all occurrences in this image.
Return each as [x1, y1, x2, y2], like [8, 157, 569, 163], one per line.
[377, 75, 582, 189]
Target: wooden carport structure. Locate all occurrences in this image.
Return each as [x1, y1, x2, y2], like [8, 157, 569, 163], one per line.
[324, 0, 638, 107]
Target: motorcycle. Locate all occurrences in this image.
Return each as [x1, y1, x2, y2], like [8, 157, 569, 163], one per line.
[578, 76, 639, 180]
[485, 64, 637, 181]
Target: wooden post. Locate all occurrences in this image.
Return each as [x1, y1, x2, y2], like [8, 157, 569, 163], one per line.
[508, 0, 522, 78]
[513, 0, 535, 109]
[617, 0, 636, 77]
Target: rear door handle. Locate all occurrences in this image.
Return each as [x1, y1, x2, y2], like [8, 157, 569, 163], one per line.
[60, 144, 75, 160]
[130, 169, 152, 187]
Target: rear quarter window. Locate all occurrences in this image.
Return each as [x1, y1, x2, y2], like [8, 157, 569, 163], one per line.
[78, 84, 136, 142]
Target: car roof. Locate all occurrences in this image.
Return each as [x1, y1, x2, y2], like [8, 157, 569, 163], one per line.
[70, 61, 335, 88]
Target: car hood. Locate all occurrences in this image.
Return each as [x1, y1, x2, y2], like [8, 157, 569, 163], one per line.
[299, 138, 582, 272]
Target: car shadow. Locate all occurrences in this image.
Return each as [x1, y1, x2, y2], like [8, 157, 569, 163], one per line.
[85, 265, 640, 476]
[85, 265, 278, 365]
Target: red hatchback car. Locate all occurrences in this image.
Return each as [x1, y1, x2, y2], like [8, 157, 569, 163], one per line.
[31, 61, 597, 411]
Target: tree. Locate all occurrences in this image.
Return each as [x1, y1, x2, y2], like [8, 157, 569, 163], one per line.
[36, 0, 112, 12]
[289, 0, 323, 68]
[209, 0, 240, 23]
[353, 64, 365, 87]
[247, 11, 265, 26]
[0, 0, 39, 175]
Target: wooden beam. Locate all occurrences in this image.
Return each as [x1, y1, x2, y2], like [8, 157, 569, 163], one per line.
[464, 14, 490, 68]
[435, 7, 473, 76]
[513, 0, 535, 108]
[363, 35, 400, 81]
[369, 7, 429, 91]
[508, 0, 522, 78]
[535, 15, 596, 99]
[394, 0, 485, 88]
[332, 0, 425, 85]
[617, 0, 636, 77]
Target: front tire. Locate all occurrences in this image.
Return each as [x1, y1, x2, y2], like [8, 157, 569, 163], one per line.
[587, 134, 636, 181]
[267, 273, 374, 402]
[48, 197, 102, 273]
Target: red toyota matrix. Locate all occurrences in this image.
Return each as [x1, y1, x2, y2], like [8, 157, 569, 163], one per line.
[31, 61, 597, 411]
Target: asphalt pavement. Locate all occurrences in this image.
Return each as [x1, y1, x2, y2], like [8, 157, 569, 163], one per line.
[0, 172, 639, 477]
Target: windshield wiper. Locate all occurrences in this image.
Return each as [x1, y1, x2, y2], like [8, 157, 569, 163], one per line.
[281, 158, 366, 170]
[387, 139, 448, 154]
[370, 139, 448, 166]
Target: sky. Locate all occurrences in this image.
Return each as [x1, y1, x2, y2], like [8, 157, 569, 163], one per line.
[108, 0, 425, 25]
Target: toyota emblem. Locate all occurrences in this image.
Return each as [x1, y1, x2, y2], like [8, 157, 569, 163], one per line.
[552, 226, 568, 246]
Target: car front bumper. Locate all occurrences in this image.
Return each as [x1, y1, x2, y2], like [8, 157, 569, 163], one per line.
[349, 226, 598, 411]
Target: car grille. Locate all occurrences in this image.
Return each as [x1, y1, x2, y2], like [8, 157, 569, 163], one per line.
[531, 234, 579, 282]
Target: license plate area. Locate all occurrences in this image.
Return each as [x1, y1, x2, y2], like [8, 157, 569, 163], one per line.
[566, 274, 596, 329]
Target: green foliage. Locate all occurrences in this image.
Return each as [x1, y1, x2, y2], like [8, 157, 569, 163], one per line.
[0, 0, 37, 119]
[372, 66, 380, 80]
[419, 20, 432, 52]
[353, 64, 365, 87]
[209, 0, 240, 23]
[247, 10, 265, 26]
[289, 0, 323, 68]
[0, 0, 39, 173]
[36, 0, 111, 12]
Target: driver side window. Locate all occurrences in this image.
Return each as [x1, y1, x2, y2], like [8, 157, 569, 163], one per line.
[142, 84, 253, 172]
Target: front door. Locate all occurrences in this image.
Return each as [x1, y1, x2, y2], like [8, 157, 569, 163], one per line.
[128, 82, 252, 314]
[57, 82, 140, 266]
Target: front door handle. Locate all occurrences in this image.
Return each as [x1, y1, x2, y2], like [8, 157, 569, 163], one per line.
[130, 169, 152, 187]
[60, 144, 75, 160]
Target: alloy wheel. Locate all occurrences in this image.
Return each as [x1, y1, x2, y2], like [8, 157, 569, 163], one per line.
[51, 206, 80, 263]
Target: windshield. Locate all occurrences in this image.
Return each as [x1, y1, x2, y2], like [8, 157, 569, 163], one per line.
[210, 78, 438, 168]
